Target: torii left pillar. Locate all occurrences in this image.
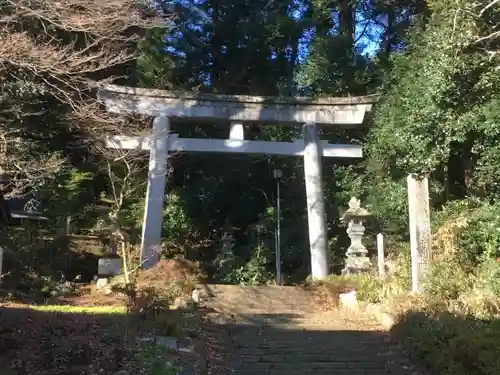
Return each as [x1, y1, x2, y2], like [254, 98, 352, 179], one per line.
[303, 122, 329, 279]
[140, 116, 170, 268]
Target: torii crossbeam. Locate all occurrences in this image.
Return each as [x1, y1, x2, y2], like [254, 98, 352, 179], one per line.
[98, 84, 377, 280]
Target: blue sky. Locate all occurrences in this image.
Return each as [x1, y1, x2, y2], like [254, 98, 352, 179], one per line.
[164, 0, 383, 69]
[288, 0, 382, 60]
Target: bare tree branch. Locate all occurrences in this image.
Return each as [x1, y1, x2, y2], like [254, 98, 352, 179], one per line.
[479, 0, 500, 16]
[0, 0, 171, 195]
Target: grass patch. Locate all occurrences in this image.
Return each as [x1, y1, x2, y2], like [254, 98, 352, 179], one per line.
[27, 304, 126, 314]
[385, 257, 500, 375]
[134, 343, 179, 375]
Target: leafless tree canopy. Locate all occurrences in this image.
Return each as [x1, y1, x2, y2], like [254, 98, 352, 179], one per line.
[0, 0, 164, 77]
[0, 0, 169, 195]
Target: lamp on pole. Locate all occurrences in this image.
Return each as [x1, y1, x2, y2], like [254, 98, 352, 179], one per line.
[273, 168, 283, 285]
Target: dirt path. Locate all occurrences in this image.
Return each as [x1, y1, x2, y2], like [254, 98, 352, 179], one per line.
[198, 284, 423, 375]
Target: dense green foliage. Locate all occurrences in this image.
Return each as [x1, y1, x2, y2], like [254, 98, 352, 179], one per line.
[3, 0, 500, 287]
[365, 0, 500, 259]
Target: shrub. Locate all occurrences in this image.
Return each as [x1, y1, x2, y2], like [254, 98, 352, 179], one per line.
[380, 249, 412, 300]
[457, 203, 500, 264]
[393, 311, 500, 375]
[424, 261, 472, 302]
[307, 273, 383, 307]
[384, 223, 500, 375]
[220, 246, 273, 285]
[111, 258, 201, 324]
[433, 200, 500, 266]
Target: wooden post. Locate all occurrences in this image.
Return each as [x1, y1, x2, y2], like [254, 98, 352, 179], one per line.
[377, 233, 385, 279]
[407, 174, 432, 293]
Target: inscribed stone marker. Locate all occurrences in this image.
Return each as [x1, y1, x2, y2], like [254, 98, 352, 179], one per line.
[377, 233, 385, 279]
[98, 258, 122, 276]
[407, 174, 432, 293]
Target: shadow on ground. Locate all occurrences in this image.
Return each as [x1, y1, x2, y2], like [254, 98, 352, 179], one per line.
[391, 310, 500, 375]
[0, 302, 427, 375]
[0, 304, 201, 375]
[200, 310, 423, 375]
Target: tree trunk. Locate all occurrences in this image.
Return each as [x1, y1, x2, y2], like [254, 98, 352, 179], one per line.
[338, 0, 356, 91]
[380, 8, 395, 64]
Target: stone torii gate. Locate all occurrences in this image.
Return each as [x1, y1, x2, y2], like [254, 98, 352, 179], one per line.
[98, 84, 376, 280]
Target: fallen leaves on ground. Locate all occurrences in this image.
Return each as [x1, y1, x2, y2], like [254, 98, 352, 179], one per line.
[0, 303, 145, 375]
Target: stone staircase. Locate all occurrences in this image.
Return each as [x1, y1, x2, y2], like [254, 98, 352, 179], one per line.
[199, 284, 421, 375]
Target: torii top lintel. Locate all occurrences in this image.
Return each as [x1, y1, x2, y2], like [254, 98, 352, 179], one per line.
[97, 84, 379, 126]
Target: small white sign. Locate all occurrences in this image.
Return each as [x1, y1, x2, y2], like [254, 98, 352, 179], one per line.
[98, 258, 121, 276]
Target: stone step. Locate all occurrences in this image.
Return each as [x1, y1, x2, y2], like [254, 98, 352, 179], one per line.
[231, 342, 386, 349]
[235, 360, 387, 370]
[232, 339, 386, 349]
[233, 347, 380, 355]
[234, 347, 381, 354]
[201, 284, 418, 375]
[234, 351, 384, 362]
[232, 370, 391, 375]
[232, 354, 386, 364]
[227, 325, 388, 334]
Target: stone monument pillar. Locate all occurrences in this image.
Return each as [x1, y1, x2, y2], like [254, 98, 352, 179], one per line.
[341, 197, 372, 275]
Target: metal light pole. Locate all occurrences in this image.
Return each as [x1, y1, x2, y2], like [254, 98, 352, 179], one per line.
[273, 168, 283, 285]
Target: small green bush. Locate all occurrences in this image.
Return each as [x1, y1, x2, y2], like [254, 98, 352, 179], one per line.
[386, 251, 500, 374]
[393, 311, 500, 375]
[346, 274, 382, 303]
[220, 246, 273, 285]
[424, 262, 472, 301]
[457, 203, 500, 264]
[434, 200, 500, 265]
[135, 343, 179, 375]
[379, 249, 412, 301]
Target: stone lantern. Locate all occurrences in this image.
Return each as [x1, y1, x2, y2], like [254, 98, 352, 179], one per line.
[215, 219, 236, 280]
[341, 197, 372, 275]
[220, 222, 235, 263]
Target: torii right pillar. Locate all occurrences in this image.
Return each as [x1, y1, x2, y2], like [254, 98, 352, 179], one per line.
[303, 122, 329, 279]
